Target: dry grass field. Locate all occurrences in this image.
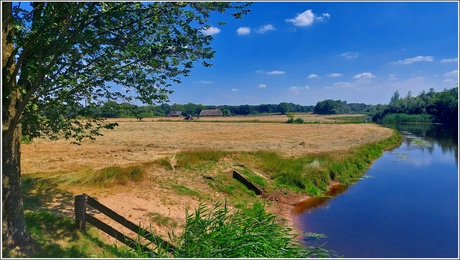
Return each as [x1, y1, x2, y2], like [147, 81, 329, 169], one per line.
[21, 114, 393, 246]
[22, 114, 385, 173]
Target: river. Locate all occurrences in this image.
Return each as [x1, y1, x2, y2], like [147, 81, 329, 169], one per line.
[293, 124, 458, 258]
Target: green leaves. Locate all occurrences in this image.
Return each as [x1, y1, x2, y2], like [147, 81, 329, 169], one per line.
[5, 2, 251, 142]
[146, 201, 334, 258]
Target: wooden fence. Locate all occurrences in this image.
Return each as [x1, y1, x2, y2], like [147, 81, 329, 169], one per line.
[232, 170, 263, 195]
[74, 194, 176, 254]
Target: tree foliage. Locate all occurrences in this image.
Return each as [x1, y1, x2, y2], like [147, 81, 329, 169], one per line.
[2, 1, 250, 248]
[74, 101, 317, 118]
[372, 87, 458, 125]
[4, 2, 250, 142]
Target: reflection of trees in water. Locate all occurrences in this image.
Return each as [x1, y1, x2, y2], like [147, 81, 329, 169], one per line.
[292, 184, 349, 215]
[387, 124, 458, 165]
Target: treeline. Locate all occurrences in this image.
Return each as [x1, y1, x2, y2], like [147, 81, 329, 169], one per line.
[313, 100, 374, 114]
[372, 87, 458, 125]
[84, 86, 457, 126]
[88, 101, 316, 118]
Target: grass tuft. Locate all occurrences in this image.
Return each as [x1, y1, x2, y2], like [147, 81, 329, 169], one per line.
[123, 201, 335, 258]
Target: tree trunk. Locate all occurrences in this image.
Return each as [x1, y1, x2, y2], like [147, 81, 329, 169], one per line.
[2, 125, 31, 248]
[2, 1, 31, 248]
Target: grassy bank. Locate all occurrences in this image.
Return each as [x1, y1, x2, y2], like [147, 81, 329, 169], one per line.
[7, 126, 401, 258]
[173, 128, 402, 197]
[381, 113, 434, 124]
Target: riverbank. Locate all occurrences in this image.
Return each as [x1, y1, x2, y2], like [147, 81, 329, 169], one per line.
[16, 117, 399, 257]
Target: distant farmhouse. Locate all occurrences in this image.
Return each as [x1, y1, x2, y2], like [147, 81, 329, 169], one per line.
[199, 109, 223, 116]
[168, 111, 182, 117]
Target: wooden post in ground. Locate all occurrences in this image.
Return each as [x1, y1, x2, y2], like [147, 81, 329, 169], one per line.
[75, 194, 88, 232]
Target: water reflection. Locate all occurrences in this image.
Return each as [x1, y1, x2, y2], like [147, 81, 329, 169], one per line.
[292, 184, 349, 215]
[386, 124, 458, 165]
[294, 124, 459, 258]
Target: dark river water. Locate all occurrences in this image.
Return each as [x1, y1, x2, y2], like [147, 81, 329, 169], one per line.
[294, 124, 458, 258]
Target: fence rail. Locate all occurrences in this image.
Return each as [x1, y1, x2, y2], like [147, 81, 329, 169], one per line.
[74, 194, 176, 254]
[232, 170, 263, 195]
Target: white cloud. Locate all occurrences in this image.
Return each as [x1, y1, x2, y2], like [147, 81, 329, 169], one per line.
[340, 52, 359, 59]
[307, 74, 318, 79]
[444, 70, 458, 77]
[315, 13, 331, 22]
[286, 10, 315, 26]
[237, 27, 251, 35]
[258, 84, 267, 88]
[267, 70, 285, 75]
[231, 88, 239, 92]
[255, 69, 265, 73]
[289, 85, 311, 91]
[353, 72, 375, 79]
[393, 56, 434, 65]
[200, 26, 221, 36]
[440, 58, 458, 63]
[286, 10, 330, 27]
[255, 24, 276, 34]
[328, 73, 343, 77]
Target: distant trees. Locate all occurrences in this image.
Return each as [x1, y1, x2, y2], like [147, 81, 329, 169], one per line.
[313, 99, 371, 114]
[77, 102, 315, 118]
[372, 87, 458, 125]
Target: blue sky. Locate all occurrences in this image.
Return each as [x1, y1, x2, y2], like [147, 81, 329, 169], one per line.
[166, 1, 459, 106]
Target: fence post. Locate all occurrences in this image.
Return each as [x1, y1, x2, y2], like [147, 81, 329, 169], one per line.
[75, 194, 88, 232]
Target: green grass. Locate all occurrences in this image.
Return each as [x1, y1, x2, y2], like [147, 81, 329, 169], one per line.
[49, 165, 146, 188]
[146, 212, 178, 228]
[171, 185, 202, 198]
[382, 113, 433, 124]
[175, 149, 228, 171]
[22, 210, 121, 258]
[239, 168, 267, 188]
[122, 201, 335, 258]
[328, 115, 367, 123]
[176, 129, 402, 197]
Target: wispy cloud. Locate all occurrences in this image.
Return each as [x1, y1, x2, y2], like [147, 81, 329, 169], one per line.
[332, 81, 353, 88]
[340, 52, 359, 59]
[255, 24, 276, 34]
[307, 74, 318, 79]
[200, 26, 221, 36]
[200, 80, 213, 84]
[328, 73, 343, 77]
[392, 55, 434, 65]
[231, 88, 239, 92]
[444, 70, 458, 77]
[267, 70, 285, 75]
[353, 72, 375, 79]
[440, 58, 458, 63]
[286, 10, 330, 27]
[388, 74, 398, 81]
[237, 27, 251, 35]
[258, 84, 267, 88]
[289, 85, 311, 92]
[315, 13, 331, 22]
